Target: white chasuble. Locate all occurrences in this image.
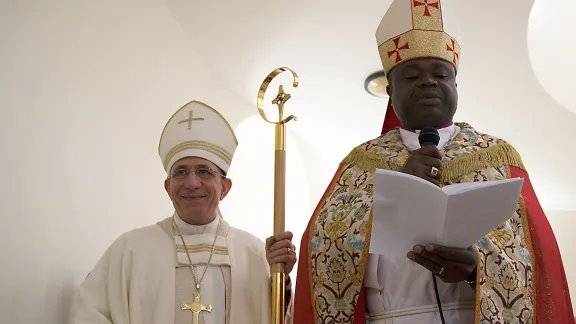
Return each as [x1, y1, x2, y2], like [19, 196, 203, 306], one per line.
[71, 215, 271, 324]
[171, 214, 229, 324]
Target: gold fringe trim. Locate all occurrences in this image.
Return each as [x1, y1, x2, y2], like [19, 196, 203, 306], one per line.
[343, 149, 403, 172]
[344, 143, 526, 182]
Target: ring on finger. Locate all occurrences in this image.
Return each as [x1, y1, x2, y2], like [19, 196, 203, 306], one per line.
[430, 166, 439, 177]
[438, 266, 445, 275]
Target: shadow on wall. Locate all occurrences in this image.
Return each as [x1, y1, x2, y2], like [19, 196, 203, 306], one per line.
[46, 273, 77, 324]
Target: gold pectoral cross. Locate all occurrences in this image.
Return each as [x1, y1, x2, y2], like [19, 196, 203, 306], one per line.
[180, 292, 212, 324]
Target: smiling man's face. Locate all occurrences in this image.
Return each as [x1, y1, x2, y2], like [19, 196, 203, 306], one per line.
[164, 157, 232, 225]
[386, 58, 458, 130]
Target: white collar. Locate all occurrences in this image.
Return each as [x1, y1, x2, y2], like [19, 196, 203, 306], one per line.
[399, 124, 459, 152]
[174, 212, 219, 235]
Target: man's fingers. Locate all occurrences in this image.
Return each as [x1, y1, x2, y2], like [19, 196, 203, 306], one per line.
[265, 236, 275, 249]
[417, 250, 461, 270]
[409, 155, 442, 182]
[416, 146, 443, 159]
[268, 247, 297, 263]
[418, 156, 442, 169]
[266, 232, 293, 251]
[274, 231, 293, 241]
[267, 246, 295, 259]
[269, 239, 294, 253]
[268, 253, 297, 266]
[407, 252, 442, 274]
[426, 244, 475, 262]
[402, 147, 443, 186]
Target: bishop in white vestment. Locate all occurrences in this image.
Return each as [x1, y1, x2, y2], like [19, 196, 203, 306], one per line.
[71, 100, 297, 324]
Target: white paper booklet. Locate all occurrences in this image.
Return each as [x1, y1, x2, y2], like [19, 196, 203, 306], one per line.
[369, 169, 524, 258]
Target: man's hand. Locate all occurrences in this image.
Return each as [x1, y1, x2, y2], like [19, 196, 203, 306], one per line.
[401, 146, 443, 186]
[407, 244, 477, 283]
[266, 231, 297, 275]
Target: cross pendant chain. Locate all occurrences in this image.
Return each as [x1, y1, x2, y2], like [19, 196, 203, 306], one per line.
[181, 292, 212, 324]
[173, 216, 222, 324]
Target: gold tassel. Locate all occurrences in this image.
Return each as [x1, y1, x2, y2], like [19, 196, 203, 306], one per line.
[343, 147, 403, 173]
[344, 143, 525, 182]
[442, 144, 525, 181]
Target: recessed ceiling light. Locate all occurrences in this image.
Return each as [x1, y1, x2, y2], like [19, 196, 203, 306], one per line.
[364, 71, 388, 98]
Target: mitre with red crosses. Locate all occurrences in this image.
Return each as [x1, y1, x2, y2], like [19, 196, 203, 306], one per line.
[375, 0, 461, 135]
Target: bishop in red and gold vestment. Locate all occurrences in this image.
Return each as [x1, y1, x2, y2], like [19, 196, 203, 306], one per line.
[292, 0, 574, 323]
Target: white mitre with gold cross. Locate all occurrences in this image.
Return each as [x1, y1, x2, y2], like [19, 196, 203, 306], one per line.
[158, 100, 238, 174]
[376, 0, 462, 81]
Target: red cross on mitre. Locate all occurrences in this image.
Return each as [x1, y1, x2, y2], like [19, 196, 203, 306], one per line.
[387, 37, 410, 63]
[413, 0, 440, 16]
[446, 39, 459, 64]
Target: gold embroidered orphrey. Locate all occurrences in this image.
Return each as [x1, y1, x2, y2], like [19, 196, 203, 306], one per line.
[178, 110, 205, 130]
[180, 292, 213, 324]
[173, 215, 222, 324]
[308, 123, 535, 323]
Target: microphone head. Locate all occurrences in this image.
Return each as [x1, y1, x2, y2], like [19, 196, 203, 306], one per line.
[418, 126, 440, 147]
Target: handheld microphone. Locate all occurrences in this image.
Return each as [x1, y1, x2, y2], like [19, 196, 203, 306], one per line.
[417, 126, 446, 324]
[418, 126, 440, 147]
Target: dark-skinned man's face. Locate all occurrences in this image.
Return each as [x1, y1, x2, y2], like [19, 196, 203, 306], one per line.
[386, 58, 458, 130]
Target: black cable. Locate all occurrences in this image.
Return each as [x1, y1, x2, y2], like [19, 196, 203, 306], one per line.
[432, 273, 446, 324]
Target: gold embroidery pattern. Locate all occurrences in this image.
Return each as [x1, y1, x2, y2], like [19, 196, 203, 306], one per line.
[176, 244, 229, 255]
[308, 123, 534, 323]
[459, 170, 534, 323]
[177, 110, 205, 130]
[163, 140, 233, 171]
[378, 29, 461, 76]
[412, 0, 443, 31]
